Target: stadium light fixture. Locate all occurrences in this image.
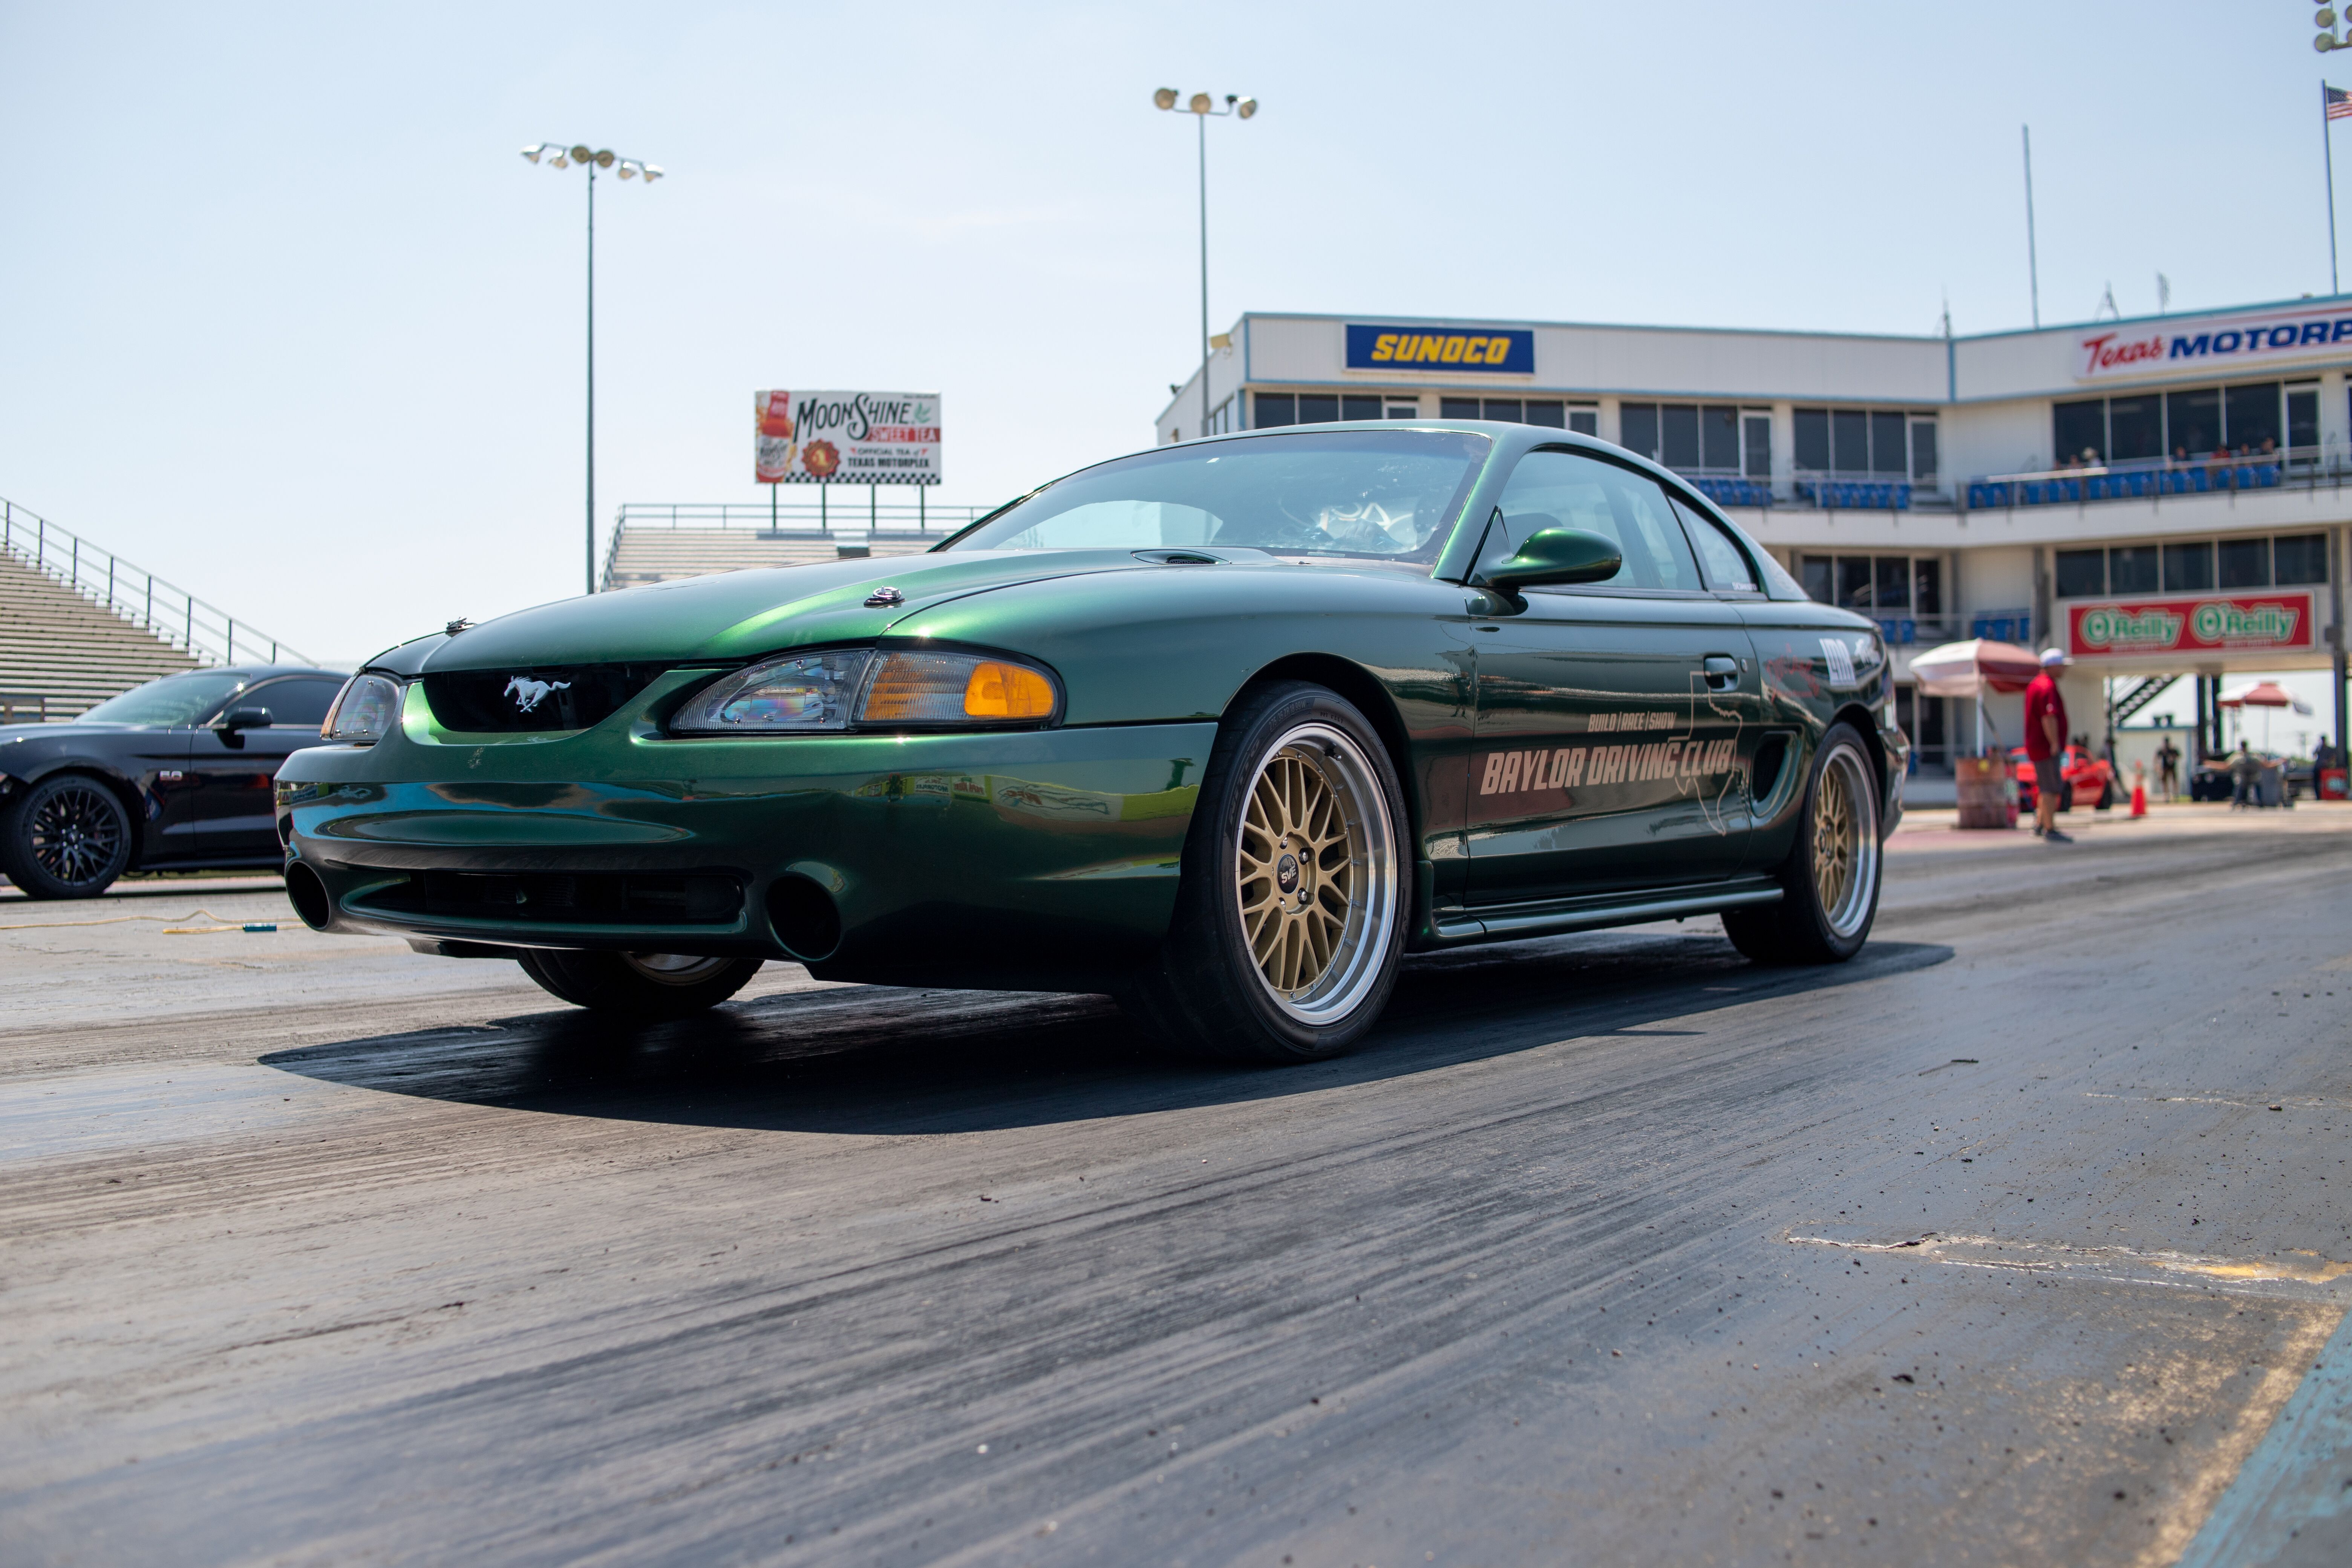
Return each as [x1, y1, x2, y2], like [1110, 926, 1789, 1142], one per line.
[1151, 87, 1259, 443]
[523, 141, 664, 595]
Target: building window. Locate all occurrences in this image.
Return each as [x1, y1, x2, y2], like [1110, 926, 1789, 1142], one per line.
[2217, 537, 2268, 590]
[2054, 536, 2325, 597]
[2287, 383, 2319, 451]
[1744, 413, 1772, 478]
[2055, 548, 2105, 599]
[1256, 393, 1294, 427]
[2060, 382, 2280, 464]
[1524, 401, 1565, 427]
[1619, 402, 1749, 472]
[2162, 541, 2214, 592]
[1794, 407, 1931, 478]
[1298, 394, 1339, 423]
[1799, 553, 1942, 619]
[1342, 395, 1382, 421]
[2274, 533, 2328, 583]
[1568, 404, 1599, 436]
[2109, 544, 2159, 594]
[1386, 401, 1419, 419]
[1440, 396, 1480, 420]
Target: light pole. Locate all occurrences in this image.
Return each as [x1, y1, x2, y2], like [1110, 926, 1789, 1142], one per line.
[521, 142, 663, 594]
[1152, 89, 1256, 440]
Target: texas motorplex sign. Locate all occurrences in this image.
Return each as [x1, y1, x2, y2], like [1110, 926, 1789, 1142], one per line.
[1346, 325, 1534, 374]
[2067, 590, 2316, 659]
[2078, 301, 2352, 381]
[755, 390, 940, 485]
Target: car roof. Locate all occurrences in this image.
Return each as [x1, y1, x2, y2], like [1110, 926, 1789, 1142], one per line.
[158, 665, 348, 681]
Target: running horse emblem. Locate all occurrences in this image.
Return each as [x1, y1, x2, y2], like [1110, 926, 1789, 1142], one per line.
[504, 675, 573, 714]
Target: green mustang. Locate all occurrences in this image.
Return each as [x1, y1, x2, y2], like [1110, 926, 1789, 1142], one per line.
[278, 422, 1904, 1060]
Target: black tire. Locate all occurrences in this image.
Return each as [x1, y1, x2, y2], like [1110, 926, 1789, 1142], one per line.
[1722, 721, 1882, 966]
[2096, 777, 2116, 811]
[516, 949, 763, 1020]
[1122, 680, 1410, 1064]
[0, 773, 132, 899]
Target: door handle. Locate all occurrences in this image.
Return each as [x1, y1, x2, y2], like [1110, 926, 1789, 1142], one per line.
[1702, 655, 1741, 691]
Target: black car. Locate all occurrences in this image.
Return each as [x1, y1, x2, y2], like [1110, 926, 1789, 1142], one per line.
[0, 665, 349, 899]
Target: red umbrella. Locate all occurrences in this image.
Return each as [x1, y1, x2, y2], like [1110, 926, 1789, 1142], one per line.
[2217, 680, 2308, 711]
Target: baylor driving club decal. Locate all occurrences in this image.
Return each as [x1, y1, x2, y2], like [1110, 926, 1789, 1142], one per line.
[1476, 681, 1749, 835]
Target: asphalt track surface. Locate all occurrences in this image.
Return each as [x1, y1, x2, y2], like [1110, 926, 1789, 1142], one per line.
[2, 806, 2348, 1566]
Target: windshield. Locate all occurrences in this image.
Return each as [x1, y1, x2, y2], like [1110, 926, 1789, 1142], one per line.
[948, 429, 1490, 564]
[75, 671, 249, 726]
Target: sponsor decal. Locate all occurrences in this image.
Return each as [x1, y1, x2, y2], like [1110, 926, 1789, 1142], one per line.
[1477, 735, 1742, 798]
[1345, 324, 1534, 375]
[2069, 592, 2313, 657]
[2078, 305, 2352, 381]
[1819, 638, 1857, 690]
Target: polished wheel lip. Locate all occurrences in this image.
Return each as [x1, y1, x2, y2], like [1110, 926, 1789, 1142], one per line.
[27, 782, 125, 888]
[1233, 720, 1396, 1026]
[1813, 741, 1879, 939]
[621, 952, 740, 986]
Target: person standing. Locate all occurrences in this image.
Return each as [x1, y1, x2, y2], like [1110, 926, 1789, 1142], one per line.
[2025, 648, 2073, 842]
[2156, 733, 2182, 802]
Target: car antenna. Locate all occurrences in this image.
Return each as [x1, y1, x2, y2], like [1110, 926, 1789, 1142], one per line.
[444, 618, 473, 636]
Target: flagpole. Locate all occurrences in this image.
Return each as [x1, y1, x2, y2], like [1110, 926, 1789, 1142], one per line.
[2328, 81, 2341, 297]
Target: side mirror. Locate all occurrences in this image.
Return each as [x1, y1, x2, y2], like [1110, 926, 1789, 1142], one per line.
[217, 707, 274, 731]
[1483, 527, 1623, 593]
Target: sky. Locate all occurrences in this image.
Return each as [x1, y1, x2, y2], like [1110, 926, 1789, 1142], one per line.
[3, 1, 2347, 669]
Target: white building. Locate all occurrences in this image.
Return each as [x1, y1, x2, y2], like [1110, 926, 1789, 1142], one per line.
[1159, 301, 2352, 777]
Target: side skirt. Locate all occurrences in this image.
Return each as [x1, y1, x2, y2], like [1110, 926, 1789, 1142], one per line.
[1425, 874, 1784, 948]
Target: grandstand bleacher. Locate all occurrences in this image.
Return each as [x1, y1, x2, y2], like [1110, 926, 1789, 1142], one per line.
[1, 497, 309, 719]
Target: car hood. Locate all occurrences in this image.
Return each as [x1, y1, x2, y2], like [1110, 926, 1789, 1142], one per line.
[409, 550, 1197, 673]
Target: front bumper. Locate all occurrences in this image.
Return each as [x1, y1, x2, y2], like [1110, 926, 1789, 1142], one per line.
[277, 670, 1214, 989]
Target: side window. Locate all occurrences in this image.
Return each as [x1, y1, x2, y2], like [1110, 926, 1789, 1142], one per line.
[1477, 449, 1703, 592]
[249, 678, 343, 728]
[1667, 495, 1761, 593]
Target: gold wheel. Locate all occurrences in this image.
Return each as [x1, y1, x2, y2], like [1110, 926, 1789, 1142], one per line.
[1231, 722, 1397, 1023]
[1810, 740, 1879, 939]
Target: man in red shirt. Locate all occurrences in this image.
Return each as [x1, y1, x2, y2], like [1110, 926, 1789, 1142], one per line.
[2024, 647, 2073, 842]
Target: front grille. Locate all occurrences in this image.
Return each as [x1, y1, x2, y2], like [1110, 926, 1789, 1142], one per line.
[423, 663, 666, 733]
[358, 869, 744, 925]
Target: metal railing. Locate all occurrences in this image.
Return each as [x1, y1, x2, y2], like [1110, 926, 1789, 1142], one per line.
[0, 692, 67, 724]
[0, 496, 312, 668]
[615, 496, 1003, 535]
[1965, 447, 2349, 510]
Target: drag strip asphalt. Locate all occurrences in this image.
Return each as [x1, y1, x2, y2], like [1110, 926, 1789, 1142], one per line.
[0, 807, 2347, 1566]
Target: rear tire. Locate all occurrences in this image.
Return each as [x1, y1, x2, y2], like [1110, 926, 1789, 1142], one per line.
[516, 949, 763, 1020]
[1123, 681, 1409, 1063]
[0, 773, 132, 900]
[1722, 722, 1881, 966]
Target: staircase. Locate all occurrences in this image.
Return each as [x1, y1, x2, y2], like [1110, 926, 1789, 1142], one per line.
[0, 497, 311, 720]
[602, 527, 941, 591]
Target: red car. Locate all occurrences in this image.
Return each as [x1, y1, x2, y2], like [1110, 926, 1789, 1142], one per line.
[2007, 745, 2117, 812]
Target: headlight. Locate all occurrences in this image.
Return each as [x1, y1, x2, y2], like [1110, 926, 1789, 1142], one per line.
[321, 674, 403, 743]
[669, 648, 1060, 734]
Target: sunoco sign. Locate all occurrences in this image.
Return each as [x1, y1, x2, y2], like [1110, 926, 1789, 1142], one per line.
[2069, 592, 2314, 658]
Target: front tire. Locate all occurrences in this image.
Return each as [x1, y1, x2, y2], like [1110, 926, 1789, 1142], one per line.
[516, 949, 763, 1020]
[1124, 681, 1409, 1063]
[0, 774, 132, 899]
[1723, 722, 1881, 965]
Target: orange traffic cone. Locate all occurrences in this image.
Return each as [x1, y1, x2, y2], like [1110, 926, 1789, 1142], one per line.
[2130, 778, 2148, 817]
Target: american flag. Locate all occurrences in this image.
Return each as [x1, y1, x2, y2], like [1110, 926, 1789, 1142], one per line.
[2330, 85, 2352, 121]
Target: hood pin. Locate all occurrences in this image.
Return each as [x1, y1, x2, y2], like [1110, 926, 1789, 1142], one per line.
[864, 586, 905, 608]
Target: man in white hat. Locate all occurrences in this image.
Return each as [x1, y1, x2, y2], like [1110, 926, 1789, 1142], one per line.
[2024, 646, 2074, 842]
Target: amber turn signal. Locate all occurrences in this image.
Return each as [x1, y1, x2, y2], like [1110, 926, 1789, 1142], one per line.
[963, 660, 1055, 718]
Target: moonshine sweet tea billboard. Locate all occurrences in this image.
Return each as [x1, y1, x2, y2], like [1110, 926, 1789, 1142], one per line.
[755, 390, 941, 485]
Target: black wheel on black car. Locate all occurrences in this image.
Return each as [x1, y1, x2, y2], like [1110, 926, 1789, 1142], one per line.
[0, 774, 132, 900]
[516, 949, 763, 1020]
[1123, 680, 1409, 1063]
[1722, 721, 1880, 966]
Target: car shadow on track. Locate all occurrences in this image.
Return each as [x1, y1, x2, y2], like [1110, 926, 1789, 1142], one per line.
[258, 931, 1952, 1134]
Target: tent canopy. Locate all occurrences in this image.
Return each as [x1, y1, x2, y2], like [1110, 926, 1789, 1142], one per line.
[2218, 679, 2313, 714]
[1909, 639, 2043, 698]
